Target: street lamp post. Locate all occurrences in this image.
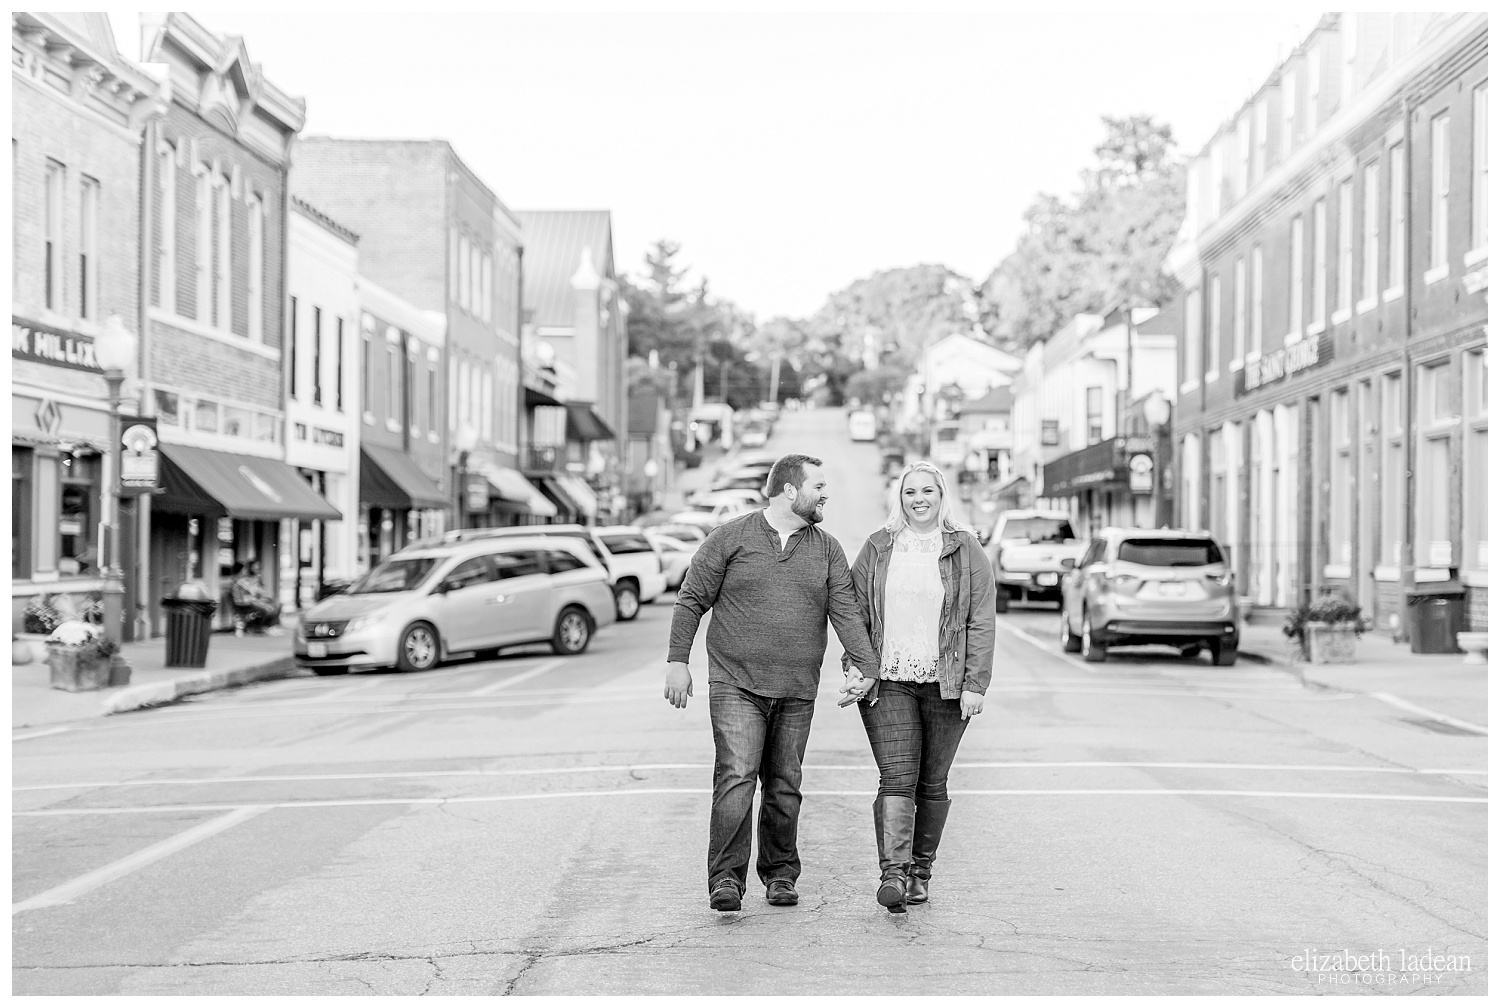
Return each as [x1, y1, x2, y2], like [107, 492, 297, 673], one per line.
[1142, 391, 1172, 528]
[92, 316, 137, 650]
[453, 421, 479, 532]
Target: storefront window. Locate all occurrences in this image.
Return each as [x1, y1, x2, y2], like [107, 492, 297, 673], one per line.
[1328, 390, 1352, 567]
[13, 447, 33, 579]
[254, 413, 279, 442]
[223, 407, 252, 438]
[1415, 359, 1456, 569]
[1465, 349, 1487, 571]
[57, 454, 100, 577]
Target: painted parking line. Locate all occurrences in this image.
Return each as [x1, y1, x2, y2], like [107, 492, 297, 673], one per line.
[12, 805, 268, 914]
[1370, 692, 1488, 736]
[12, 787, 1486, 818]
[13, 760, 1487, 794]
[12, 726, 75, 743]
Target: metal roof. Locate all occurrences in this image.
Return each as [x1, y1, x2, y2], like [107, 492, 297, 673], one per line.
[517, 210, 615, 329]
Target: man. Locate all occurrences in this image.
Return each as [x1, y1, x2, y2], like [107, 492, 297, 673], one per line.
[230, 560, 284, 637]
[665, 453, 880, 912]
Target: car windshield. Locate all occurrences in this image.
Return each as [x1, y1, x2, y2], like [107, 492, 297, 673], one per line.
[1117, 539, 1224, 567]
[348, 557, 440, 594]
[1002, 518, 1075, 543]
[684, 503, 715, 513]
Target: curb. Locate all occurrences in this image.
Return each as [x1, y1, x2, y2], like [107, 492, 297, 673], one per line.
[103, 656, 305, 714]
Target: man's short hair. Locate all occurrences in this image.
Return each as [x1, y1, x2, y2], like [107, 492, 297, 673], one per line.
[765, 454, 823, 498]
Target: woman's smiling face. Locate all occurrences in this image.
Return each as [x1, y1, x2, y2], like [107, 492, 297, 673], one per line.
[901, 469, 942, 527]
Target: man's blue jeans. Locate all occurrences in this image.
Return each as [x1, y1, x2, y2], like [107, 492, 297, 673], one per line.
[707, 682, 815, 894]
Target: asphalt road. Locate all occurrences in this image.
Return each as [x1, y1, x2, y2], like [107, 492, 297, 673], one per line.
[12, 408, 1487, 995]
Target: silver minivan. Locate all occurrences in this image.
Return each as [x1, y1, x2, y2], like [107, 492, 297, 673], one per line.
[294, 536, 616, 675]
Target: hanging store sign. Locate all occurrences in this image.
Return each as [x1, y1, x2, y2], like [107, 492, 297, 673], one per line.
[12, 317, 101, 373]
[119, 416, 159, 495]
[465, 474, 490, 513]
[1240, 337, 1323, 394]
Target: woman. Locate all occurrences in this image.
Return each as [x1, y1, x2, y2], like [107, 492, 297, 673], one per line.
[840, 461, 995, 913]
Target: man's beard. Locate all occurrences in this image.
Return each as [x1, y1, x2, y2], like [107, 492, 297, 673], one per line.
[792, 490, 824, 525]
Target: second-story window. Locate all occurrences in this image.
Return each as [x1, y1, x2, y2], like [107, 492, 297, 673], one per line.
[1429, 113, 1450, 279]
[78, 176, 98, 321]
[1232, 257, 1246, 364]
[1282, 64, 1298, 155]
[1305, 43, 1321, 132]
[1206, 276, 1221, 378]
[248, 195, 264, 342]
[1388, 143, 1405, 293]
[1085, 387, 1103, 444]
[1360, 162, 1379, 310]
[194, 169, 211, 322]
[213, 175, 231, 330]
[288, 296, 298, 399]
[312, 306, 323, 406]
[1289, 215, 1305, 338]
[1183, 287, 1202, 387]
[386, 328, 401, 424]
[335, 317, 345, 413]
[428, 358, 438, 433]
[155, 143, 176, 310]
[44, 160, 64, 311]
[1251, 245, 1264, 355]
[1336, 179, 1353, 317]
[1253, 99, 1267, 182]
[481, 251, 493, 324]
[1312, 197, 1328, 323]
[458, 234, 471, 313]
[1341, 13, 1359, 106]
[360, 316, 374, 420]
[1472, 83, 1487, 255]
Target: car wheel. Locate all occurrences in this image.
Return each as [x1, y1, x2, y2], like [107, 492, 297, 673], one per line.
[551, 606, 593, 656]
[994, 585, 1010, 613]
[1210, 641, 1239, 667]
[395, 622, 441, 673]
[1059, 610, 1082, 653]
[311, 667, 348, 677]
[1081, 610, 1107, 663]
[1179, 643, 1204, 660]
[614, 582, 641, 621]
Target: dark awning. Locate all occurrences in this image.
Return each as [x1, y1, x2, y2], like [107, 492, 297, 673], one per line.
[156, 444, 341, 522]
[566, 401, 615, 442]
[525, 385, 564, 408]
[360, 445, 448, 510]
[555, 474, 599, 517]
[1041, 436, 1153, 497]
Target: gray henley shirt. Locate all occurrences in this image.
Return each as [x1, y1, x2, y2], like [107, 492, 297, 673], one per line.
[667, 510, 880, 700]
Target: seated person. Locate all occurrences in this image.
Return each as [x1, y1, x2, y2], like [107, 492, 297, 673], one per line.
[230, 560, 283, 636]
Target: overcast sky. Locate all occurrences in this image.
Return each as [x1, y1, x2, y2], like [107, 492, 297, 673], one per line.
[109, 7, 1324, 321]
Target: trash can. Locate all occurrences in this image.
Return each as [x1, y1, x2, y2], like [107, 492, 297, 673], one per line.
[1405, 583, 1466, 654]
[163, 583, 217, 668]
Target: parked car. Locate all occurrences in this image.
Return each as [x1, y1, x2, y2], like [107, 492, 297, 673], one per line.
[733, 450, 780, 467]
[646, 530, 697, 590]
[644, 522, 708, 546]
[689, 487, 765, 509]
[592, 525, 671, 619]
[848, 409, 877, 441]
[1059, 528, 1240, 666]
[985, 509, 1086, 612]
[294, 537, 616, 675]
[396, 524, 665, 621]
[740, 420, 771, 448]
[670, 498, 761, 529]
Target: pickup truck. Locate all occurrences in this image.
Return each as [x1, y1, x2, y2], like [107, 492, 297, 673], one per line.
[984, 509, 1086, 612]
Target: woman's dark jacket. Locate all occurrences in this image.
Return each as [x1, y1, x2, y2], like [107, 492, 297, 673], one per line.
[845, 526, 996, 702]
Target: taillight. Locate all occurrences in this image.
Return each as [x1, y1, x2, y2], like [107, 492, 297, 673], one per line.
[1208, 571, 1233, 587]
[1107, 574, 1141, 593]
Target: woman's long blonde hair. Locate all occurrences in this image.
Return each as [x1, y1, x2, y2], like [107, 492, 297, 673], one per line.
[881, 460, 971, 535]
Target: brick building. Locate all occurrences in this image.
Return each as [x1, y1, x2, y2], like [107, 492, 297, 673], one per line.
[1166, 12, 1488, 640]
[11, 13, 162, 636]
[290, 138, 540, 530]
[138, 13, 338, 634]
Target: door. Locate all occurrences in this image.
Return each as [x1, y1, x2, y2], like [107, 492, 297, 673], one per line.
[434, 556, 497, 651]
[1067, 538, 1105, 627]
[484, 549, 552, 647]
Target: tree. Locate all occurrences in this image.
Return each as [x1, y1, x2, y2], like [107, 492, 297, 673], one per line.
[983, 114, 1186, 347]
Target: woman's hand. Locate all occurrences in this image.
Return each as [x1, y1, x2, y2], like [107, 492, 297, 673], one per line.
[838, 675, 876, 708]
[960, 690, 985, 720]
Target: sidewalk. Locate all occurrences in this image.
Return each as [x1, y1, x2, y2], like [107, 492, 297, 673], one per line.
[1237, 621, 1487, 730]
[12, 629, 307, 730]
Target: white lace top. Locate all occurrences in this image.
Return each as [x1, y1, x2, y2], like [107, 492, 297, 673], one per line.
[880, 526, 944, 682]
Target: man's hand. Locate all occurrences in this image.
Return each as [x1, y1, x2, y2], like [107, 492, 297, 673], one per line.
[664, 661, 694, 709]
[838, 674, 876, 708]
[960, 689, 985, 720]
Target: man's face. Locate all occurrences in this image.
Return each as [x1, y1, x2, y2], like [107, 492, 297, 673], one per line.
[790, 464, 828, 525]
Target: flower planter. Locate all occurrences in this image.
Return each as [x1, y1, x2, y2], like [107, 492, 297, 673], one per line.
[46, 644, 114, 692]
[1305, 621, 1359, 664]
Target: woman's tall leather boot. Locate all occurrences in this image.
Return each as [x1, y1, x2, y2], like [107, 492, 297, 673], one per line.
[905, 798, 952, 904]
[873, 796, 916, 913]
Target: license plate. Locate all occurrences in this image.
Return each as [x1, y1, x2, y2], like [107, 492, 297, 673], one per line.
[1159, 582, 1186, 597]
[1035, 573, 1058, 587]
[307, 643, 328, 658]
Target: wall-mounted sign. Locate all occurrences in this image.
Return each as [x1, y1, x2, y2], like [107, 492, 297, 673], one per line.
[119, 417, 159, 494]
[465, 474, 490, 513]
[1040, 419, 1060, 446]
[1241, 337, 1323, 394]
[12, 317, 101, 372]
[1128, 453, 1154, 493]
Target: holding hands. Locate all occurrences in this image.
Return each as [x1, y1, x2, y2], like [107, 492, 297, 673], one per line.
[838, 672, 877, 708]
